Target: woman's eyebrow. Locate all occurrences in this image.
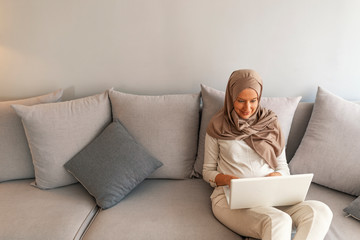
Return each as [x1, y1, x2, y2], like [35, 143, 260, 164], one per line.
[236, 97, 258, 100]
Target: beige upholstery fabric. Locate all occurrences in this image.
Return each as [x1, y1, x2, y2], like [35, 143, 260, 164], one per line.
[0, 89, 63, 182]
[0, 179, 98, 240]
[82, 179, 243, 240]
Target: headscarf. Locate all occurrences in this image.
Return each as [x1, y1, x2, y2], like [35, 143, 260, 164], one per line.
[206, 69, 284, 169]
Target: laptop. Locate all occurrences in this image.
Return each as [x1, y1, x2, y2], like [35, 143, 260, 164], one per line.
[223, 173, 313, 209]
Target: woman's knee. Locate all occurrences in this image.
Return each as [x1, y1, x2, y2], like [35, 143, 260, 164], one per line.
[261, 211, 292, 240]
[307, 200, 333, 223]
[267, 210, 293, 229]
[305, 200, 333, 219]
[291, 200, 333, 233]
[290, 200, 333, 239]
[212, 203, 293, 238]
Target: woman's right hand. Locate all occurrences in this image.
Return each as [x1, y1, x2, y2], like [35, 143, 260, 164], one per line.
[215, 173, 239, 186]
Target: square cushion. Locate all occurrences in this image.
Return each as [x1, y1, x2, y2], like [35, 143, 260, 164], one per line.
[193, 84, 301, 176]
[289, 87, 360, 196]
[344, 196, 360, 221]
[0, 89, 63, 182]
[12, 91, 111, 189]
[64, 120, 163, 209]
[109, 89, 200, 179]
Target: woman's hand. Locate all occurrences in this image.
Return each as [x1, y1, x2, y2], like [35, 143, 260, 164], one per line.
[215, 173, 239, 186]
[266, 172, 282, 177]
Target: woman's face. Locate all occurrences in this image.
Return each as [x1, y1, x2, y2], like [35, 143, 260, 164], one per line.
[233, 88, 259, 119]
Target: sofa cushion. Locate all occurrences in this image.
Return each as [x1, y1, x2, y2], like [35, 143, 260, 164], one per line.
[12, 91, 111, 189]
[109, 89, 200, 179]
[0, 89, 63, 182]
[194, 84, 301, 176]
[65, 120, 163, 210]
[343, 196, 360, 221]
[289, 87, 360, 196]
[306, 183, 359, 240]
[0, 179, 98, 240]
[82, 179, 242, 240]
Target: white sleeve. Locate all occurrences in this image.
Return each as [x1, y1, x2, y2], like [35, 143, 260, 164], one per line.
[202, 133, 221, 187]
[275, 149, 290, 176]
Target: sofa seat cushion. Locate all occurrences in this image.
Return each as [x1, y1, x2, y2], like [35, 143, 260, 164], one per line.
[82, 179, 243, 240]
[306, 183, 359, 240]
[0, 179, 98, 240]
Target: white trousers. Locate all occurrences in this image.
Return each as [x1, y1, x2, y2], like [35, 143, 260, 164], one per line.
[211, 188, 333, 240]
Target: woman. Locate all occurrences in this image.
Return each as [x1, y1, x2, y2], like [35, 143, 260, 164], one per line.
[203, 69, 332, 240]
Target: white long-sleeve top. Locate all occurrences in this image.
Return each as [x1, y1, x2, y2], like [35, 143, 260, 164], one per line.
[203, 133, 290, 187]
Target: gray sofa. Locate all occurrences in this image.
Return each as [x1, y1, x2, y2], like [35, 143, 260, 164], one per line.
[1, 87, 359, 240]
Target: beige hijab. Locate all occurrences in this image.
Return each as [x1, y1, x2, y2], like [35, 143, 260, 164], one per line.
[206, 69, 284, 169]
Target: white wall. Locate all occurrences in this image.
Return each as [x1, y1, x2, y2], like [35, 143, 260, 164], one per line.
[1, 0, 360, 101]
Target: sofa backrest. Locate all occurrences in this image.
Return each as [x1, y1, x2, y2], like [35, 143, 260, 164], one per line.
[285, 102, 314, 162]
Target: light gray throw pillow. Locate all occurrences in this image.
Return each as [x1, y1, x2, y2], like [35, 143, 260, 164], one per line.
[193, 84, 301, 176]
[12, 91, 111, 189]
[0, 89, 63, 182]
[344, 196, 360, 221]
[109, 89, 200, 179]
[289, 87, 360, 196]
[64, 120, 163, 209]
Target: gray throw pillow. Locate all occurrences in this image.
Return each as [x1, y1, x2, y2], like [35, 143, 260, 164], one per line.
[64, 120, 163, 210]
[109, 89, 200, 179]
[289, 87, 360, 196]
[0, 89, 63, 182]
[12, 91, 111, 189]
[193, 84, 301, 176]
[344, 196, 360, 221]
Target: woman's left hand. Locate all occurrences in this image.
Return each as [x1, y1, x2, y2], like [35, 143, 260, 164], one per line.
[266, 172, 282, 177]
